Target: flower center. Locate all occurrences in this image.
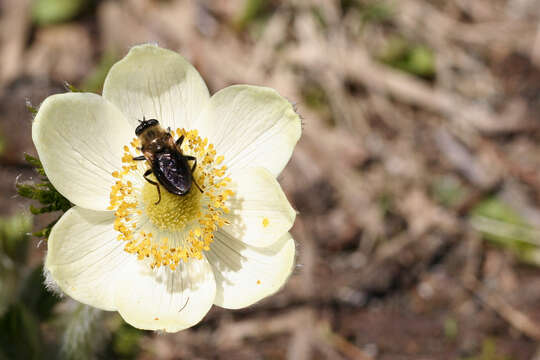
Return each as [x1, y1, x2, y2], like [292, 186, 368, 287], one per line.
[107, 128, 234, 270]
[141, 175, 202, 231]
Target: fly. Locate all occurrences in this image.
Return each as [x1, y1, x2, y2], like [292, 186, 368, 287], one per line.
[133, 117, 202, 204]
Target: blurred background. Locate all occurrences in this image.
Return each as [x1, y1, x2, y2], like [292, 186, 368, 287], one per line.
[1, 0, 540, 359]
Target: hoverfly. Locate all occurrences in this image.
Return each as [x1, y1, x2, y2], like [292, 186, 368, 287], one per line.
[133, 117, 202, 204]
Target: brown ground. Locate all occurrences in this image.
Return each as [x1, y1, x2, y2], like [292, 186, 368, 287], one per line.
[2, 0, 540, 359]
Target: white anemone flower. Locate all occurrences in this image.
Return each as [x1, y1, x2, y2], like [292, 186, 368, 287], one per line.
[32, 44, 300, 332]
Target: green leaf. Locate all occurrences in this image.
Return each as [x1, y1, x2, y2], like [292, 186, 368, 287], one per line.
[64, 82, 82, 93]
[471, 197, 526, 225]
[17, 154, 73, 238]
[26, 99, 39, 116]
[380, 37, 436, 79]
[32, 0, 90, 26]
[460, 338, 511, 360]
[23, 154, 46, 176]
[0, 213, 32, 263]
[470, 197, 540, 266]
[301, 81, 329, 110]
[443, 316, 458, 340]
[233, 0, 273, 32]
[0, 304, 42, 360]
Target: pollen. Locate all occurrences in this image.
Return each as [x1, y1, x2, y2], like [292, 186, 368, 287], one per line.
[142, 178, 202, 231]
[262, 218, 270, 228]
[108, 128, 234, 270]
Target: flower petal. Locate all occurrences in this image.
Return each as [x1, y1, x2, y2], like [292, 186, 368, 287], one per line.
[207, 232, 295, 309]
[32, 92, 133, 210]
[114, 257, 216, 332]
[45, 207, 129, 311]
[102, 43, 210, 131]
[223, 167, 296, 247]
[197, 85, 301, 177]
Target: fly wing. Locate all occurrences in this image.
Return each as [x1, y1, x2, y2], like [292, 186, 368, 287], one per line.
[153, 151, 192, 195]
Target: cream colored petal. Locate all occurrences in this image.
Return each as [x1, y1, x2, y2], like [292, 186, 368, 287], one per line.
[197, 85, 301, 177]
[45, 207, 129, 311]
[207, 232, 295, 309]
[114, 256, 216, 332]
[103, 44, 210, 131]
[32, 92, 133, 211]
[222, 167, 295, 247]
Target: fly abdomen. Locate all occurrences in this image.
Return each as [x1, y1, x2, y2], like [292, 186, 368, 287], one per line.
[153, 151, 192, 195]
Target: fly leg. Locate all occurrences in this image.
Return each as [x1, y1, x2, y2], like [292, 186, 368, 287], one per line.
[132, 155, 145, 161]
[184, 156, 197, 171]
[176, 135, 185, 147]
[143, 169, 162, 205]
[184, 155, 203, 193]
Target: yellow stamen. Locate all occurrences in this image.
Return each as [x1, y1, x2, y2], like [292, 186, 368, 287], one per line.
[142, 178, 202, 231]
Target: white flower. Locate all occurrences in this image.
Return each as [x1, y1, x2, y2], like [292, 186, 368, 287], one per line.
[32, 44, 301, 332]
